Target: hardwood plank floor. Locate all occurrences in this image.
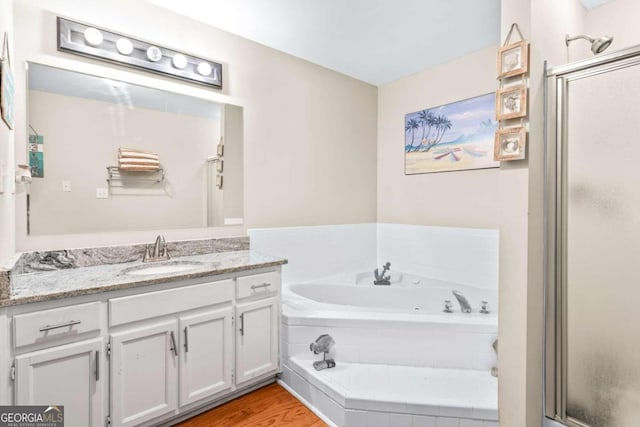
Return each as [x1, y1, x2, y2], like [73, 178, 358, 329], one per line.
[175, 383, 328, 427]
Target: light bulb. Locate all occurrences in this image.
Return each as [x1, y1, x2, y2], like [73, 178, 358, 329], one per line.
[146, 46, 162, 62]
[197, 62, 212, 76]
[116, 38, 134, 55]
[83, 27, 103, 47]
[172, 54, 187, 69]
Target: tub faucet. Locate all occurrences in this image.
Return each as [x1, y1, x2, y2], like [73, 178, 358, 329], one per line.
[374, 262, 391, 285]
[143, 235, 170, 263]
[452, 290, 472, 313]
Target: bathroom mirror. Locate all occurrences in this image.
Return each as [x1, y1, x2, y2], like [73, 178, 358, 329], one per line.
[26, 63, 243, 235]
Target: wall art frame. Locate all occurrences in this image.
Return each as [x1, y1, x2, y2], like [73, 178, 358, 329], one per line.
[404, 92, 499, 174]
[57, 17, 223, 89]
[494, 126, 527, 161]
[498, 40, 530, 79]
[0, 32, 15, 130]
[496, 85, 528, 120]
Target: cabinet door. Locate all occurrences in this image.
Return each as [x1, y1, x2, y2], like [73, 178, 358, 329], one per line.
[15, 338, 104, 427]
[179, 307, 233, 407]
[110, 320, 178, 427]
[235, 297, 279, 385]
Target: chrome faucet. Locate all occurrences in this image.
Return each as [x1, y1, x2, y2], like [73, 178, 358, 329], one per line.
[374, 262, 391, 285]
[143, 235, 170, 263]
[452, 290, 472, 313]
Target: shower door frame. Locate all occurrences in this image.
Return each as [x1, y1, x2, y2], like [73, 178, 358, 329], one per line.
[544, 44, 640, 427]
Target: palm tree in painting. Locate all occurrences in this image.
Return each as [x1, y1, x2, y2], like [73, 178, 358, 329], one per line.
[424, 112, 437, 148]
[405, 118, 420, 152]
[424, 115, 453, 152]
[434, 116, 453, 145]
[417, 110, 429, 143]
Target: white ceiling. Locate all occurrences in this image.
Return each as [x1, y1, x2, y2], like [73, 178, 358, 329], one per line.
[145, 0, 501, 86]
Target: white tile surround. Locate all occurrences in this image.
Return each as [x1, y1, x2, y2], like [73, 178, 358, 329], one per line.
[249, 223, 377, 285]
[249, 223, 498, 289]
[377, 224, 498, 290]
[281, 359, 498, 427]
[249, 223, 499, 426]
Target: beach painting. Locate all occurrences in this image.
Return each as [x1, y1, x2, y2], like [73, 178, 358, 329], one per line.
[404, 92, 499, 174]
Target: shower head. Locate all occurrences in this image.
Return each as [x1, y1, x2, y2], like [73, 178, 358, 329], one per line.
[565, 34, 614, 55]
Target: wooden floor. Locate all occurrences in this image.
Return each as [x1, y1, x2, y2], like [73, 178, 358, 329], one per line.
[175, 383, 328, 427]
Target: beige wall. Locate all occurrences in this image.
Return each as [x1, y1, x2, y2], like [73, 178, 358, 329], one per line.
[222, 104, 244, 223]
[376, 1, 590, 425]
[377, 47, 500, 229]
[10, 0, 377, 251]
[586, 0, 640, 53]
[28, 90, 220, 234]
[500, 0, 587, 426]
[0, 0, 14, 266]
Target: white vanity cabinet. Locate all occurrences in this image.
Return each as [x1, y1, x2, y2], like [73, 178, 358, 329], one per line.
[6, 265, 282, 427]
[179, 307, 233, 406]
[110, 320, 178, 427]
[235, 271, 280, 385]
[11, 302, 106, 427]
[108, 278, 237, 427]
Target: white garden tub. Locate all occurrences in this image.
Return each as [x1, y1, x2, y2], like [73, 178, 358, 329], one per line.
[282, 272, 497, 370]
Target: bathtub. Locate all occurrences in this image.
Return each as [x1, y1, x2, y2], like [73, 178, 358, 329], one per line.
[280, 272, 499, 426]
[282, 272, 498, 370]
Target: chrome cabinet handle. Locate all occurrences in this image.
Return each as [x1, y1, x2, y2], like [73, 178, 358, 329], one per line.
[239, 313, 245, 336]
[169, 331, 178, 356]
[39, 320, 81, 332]
[184, 327, 189, 353]
[95, 351, 99, 381]
[250, 282, 271, 291]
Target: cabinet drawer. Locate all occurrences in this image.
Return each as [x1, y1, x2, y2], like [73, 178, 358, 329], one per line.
[109, 280, 233, 327]
[13, 301, 101, 349]
[236, 272, 279, 300]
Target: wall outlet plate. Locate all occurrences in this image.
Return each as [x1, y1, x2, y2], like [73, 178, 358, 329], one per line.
[96, 188, 109, 199]
[62, 180, 71, 192]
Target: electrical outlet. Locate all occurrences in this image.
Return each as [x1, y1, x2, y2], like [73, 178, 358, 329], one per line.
[96, 188, 109, 199]
[62, 180, 71, 192]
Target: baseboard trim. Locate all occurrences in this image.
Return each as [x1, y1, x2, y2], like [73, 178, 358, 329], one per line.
[277, 378, 338, 427]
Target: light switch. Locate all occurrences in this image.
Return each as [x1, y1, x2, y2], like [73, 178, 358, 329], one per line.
[62, 180, 71, 192]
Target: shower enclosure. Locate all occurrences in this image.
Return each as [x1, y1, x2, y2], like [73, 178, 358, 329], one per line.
[545, 46, 640, 426]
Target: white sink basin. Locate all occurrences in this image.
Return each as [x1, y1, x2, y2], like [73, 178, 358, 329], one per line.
[124, 261, 203, 276]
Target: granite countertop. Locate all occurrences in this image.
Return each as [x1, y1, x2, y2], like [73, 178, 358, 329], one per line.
[0, 238, 287, 307]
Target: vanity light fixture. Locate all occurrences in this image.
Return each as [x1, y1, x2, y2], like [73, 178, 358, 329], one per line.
[83, 27, 103, 47]
[115, 38, 133, 55]
[57, 17, 223, 89]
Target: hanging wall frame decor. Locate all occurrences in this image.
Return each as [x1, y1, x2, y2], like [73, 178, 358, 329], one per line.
[496, 85, 528, 120]
[494, 23, 529, 161]
[0, 32, 15, 130]
[497, 24, 530, 80]
[498, 41, 529, 80]
[494, 126, 526, 161]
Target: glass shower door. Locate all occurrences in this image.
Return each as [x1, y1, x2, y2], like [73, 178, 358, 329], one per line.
[558, 58, 640, 426]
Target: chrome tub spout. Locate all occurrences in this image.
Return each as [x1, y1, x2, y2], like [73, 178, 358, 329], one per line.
[452, 290, 472, 313]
